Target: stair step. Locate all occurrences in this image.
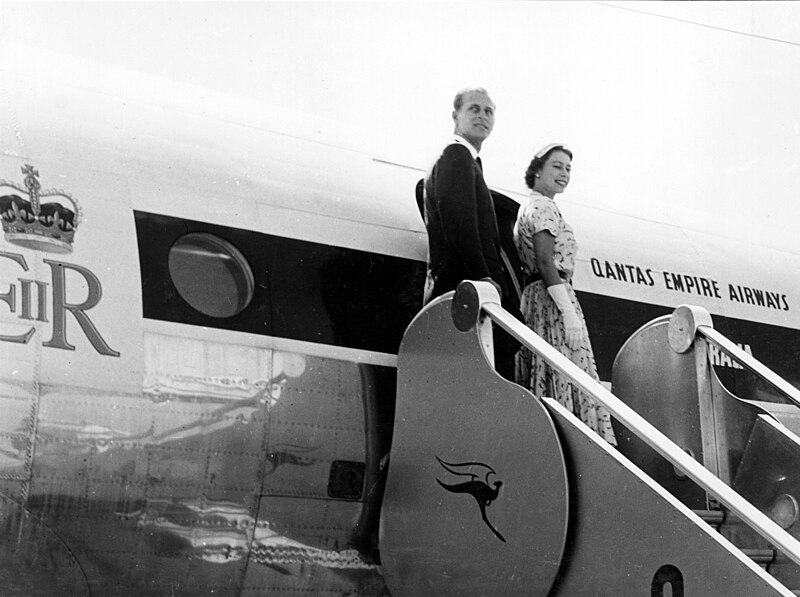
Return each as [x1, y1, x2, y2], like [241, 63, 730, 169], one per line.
[694, 510, 779, 570]
[694, 508, 724, 530]
[741, 548, 775, 568]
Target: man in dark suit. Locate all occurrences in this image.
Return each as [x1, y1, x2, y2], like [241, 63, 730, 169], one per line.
[419, 87, 522, 380]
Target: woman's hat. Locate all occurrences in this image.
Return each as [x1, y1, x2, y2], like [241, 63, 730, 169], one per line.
[534, 143, 571, 159]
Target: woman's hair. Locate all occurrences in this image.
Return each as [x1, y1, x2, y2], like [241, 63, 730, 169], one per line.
[524, 144, 573, 190]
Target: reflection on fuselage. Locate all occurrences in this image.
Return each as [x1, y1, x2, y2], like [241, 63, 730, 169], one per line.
[9, 344, 310, 458]
[0, 331, 383, 594]
[122, 497, 378, 569]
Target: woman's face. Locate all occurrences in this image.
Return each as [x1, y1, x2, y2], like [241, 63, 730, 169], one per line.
[535, 150, 571, 198]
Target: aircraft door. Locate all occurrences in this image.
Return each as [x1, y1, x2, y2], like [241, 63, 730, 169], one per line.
[242, 235, 398, 594]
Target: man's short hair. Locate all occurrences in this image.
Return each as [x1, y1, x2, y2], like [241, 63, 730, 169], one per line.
[453, 87, 492, 112]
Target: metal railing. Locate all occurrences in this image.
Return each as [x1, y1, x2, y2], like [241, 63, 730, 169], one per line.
[457, 281, 800, 568]
[700, 325, 800, 409]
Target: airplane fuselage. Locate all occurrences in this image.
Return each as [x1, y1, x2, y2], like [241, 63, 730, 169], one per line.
[2, 44, 800, 596]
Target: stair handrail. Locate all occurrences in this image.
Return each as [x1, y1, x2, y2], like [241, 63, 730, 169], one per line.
[696, 323, 800, 409]
[452, 281, 800, 568]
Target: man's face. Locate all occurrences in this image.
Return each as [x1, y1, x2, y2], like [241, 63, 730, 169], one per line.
[452, 91, 495, 149]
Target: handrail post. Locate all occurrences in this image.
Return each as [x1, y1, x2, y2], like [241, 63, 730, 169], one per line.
[670, 302, 800, 409]
[669, 305, 726, 482]
[451, 280, 500, 368]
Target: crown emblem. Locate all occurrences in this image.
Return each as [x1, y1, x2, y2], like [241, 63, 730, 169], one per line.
[0, 165, 81, 253]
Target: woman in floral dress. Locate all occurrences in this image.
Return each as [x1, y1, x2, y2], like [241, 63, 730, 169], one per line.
[514, 143, 616, 446]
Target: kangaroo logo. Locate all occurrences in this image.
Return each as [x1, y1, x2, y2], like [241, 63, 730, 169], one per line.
[435, 456, 505, 542]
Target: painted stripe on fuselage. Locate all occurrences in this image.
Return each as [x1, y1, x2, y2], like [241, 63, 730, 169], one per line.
[143, 319, 398, 368]
[136, 206, 800, 392]
[135, 210, 426, 357]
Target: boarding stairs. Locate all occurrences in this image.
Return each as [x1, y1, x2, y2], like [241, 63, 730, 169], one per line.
[380, 281, 800, 596]
[613, 307, 800, 594]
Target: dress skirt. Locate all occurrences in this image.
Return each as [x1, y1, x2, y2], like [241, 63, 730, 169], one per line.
[515, 281, 617, 446]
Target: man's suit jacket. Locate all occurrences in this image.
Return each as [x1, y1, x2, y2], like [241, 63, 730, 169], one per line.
[421, 143, 505, 305]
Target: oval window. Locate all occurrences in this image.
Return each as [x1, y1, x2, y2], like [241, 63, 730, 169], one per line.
[168, 233, 254, 318]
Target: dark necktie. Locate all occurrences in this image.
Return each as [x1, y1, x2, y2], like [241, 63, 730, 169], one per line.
[476, 156, 483, 172]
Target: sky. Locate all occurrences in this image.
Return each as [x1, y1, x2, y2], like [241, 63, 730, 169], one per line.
[2, 1, 800, 248]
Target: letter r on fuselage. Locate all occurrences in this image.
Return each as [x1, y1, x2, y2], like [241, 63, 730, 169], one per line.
[43, 259, 120, 357]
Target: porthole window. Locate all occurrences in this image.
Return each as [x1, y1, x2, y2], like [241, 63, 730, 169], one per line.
[168, 233, 255, 318]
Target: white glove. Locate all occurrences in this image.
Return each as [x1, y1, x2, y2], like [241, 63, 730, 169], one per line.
[548, 283, 583, 350]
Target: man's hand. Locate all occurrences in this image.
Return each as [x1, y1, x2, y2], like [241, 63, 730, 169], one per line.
[479, 277, 502, 296]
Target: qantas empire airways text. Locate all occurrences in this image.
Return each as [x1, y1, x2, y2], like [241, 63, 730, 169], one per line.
[590, 258, 789, 312]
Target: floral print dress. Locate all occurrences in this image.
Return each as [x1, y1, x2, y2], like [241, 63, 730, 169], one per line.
[513, 192, 616, 446]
